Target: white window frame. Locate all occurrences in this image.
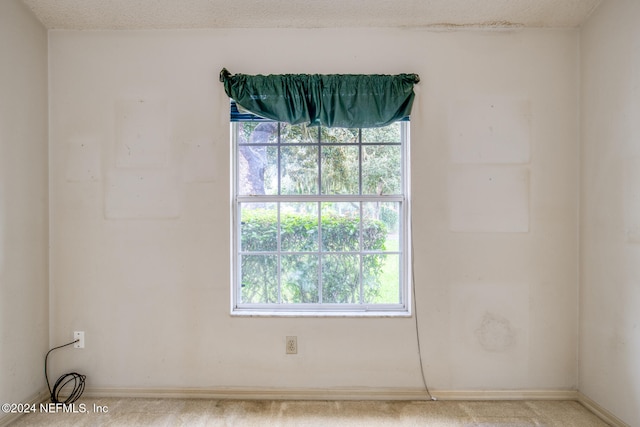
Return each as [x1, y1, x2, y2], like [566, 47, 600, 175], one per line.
[231, 120, 412, 317]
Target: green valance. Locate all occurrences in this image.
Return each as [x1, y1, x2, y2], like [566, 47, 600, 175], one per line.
[219, 69, 419, 128]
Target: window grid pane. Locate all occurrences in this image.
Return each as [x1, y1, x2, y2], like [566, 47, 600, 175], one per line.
[235, 121, 407, 312]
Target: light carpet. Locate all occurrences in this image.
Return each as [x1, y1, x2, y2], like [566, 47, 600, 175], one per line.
[9, 398, 610, 426]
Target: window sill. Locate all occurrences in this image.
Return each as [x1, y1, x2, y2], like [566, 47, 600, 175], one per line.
[230, 307, 412, 318]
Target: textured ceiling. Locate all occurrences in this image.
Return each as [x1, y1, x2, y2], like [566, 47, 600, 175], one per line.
[22, 0, 602, 30]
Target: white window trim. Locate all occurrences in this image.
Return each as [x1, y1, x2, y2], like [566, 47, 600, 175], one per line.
[230, 122, 412, 317]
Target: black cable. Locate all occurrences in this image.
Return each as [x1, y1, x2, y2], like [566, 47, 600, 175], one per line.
[44, 340, 86, 404]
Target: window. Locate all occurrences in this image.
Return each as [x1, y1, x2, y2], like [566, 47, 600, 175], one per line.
[232, 119, 410, 315]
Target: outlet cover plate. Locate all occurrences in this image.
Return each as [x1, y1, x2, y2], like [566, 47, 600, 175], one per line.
[286, 336, 297, 354]
[74, 331, 85, 348]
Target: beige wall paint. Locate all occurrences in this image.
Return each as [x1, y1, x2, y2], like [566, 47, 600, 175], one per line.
[0, 0, 49, 418]
[580, 1, 640, 425]
[48, 28, 579, 392]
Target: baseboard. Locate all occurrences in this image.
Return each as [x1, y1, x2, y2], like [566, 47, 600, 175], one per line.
[83, 386, 578, 402]
[0, 389, 49, 427]
[433, 389, 578, 401]
[577, 392, 630, 427]
[84, 386, 433, 401]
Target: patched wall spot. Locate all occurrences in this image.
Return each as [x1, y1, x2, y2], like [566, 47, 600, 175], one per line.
[475, 312, 516, 353]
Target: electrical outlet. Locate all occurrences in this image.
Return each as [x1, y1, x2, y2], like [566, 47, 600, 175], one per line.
[285, 336, 297, 354]
[74, 331, 85, 349]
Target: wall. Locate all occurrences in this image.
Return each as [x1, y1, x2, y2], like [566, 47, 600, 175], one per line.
[580, 1, 640, 425]
[0, 0, 49, 420]
[49, 28, 579, 394]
